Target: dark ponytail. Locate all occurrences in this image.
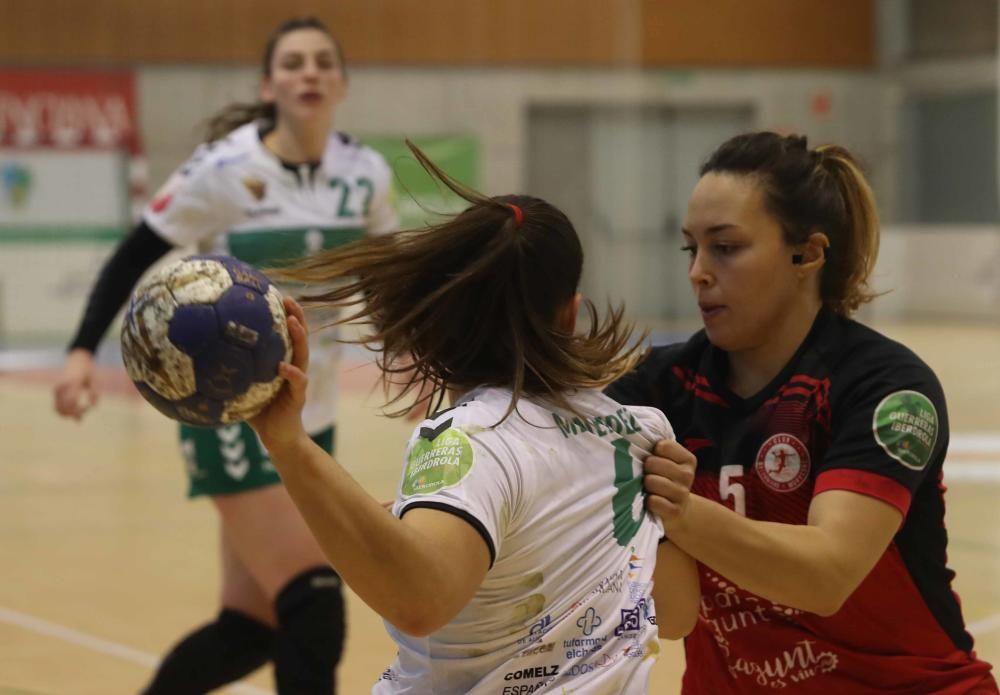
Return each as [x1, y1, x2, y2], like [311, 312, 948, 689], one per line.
[204, 103, 277, 143]
[701, 132, 880, 315]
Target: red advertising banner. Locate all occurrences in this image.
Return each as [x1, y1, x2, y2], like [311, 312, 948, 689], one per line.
[0, 70, 141, 152]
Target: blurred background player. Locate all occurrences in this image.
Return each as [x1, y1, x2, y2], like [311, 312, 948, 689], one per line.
[611, 132, 997, 694]
[52, 16, 397, 694]
[247, 145, 702, 693]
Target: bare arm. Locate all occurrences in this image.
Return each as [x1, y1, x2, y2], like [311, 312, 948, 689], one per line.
[652, 540, 700, 639]
[251, 299, 490, 636]
[54, 223, 173, 419]
[645, 440, 901, 616]
[268, 435, 490, 635]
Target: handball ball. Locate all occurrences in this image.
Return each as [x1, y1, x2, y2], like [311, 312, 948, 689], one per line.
[121, 255, 292, 426]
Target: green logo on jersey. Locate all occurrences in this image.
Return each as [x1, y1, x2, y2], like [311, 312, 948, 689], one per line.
[872, 390, 939, 470]
[403, 427, 474, 496]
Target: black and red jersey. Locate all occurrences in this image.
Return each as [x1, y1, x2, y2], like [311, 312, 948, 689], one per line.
[608, 308, 996, 694]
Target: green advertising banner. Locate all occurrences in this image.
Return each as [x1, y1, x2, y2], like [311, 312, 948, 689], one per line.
[363, 136, 479, 229]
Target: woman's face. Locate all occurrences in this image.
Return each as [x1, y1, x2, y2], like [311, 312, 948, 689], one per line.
[260, 28, 346, 128]
[682, 172, 807, 353]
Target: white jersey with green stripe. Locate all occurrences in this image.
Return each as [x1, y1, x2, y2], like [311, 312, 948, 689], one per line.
[378, 387, 672, 694]
[143, 121, 398, 433]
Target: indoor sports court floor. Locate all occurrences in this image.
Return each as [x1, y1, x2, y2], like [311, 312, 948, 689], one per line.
[1, 320, 998, 694]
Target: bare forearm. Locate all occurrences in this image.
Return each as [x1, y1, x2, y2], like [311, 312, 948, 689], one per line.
[668, 496, 847, 615]
[652, 540, 700, 639]
[268, 436, 456, 629]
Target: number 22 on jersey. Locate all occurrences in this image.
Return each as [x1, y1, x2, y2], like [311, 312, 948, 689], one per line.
[328, 176, 374, 218]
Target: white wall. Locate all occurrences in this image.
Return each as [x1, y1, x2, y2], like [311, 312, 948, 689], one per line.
[138, 65, 889, 200]
[869, 225, 1000, 322]
[12, 65, 992, 348]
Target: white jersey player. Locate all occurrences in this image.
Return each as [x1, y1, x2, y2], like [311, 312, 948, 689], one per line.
[247, 142, 702, 695]
[146, 120, 397, 437]
[379, 387, 670, 694]
[56, 18, 391, 693]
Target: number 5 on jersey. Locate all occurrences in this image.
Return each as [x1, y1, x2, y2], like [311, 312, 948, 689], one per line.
[720, 464, 746, 516]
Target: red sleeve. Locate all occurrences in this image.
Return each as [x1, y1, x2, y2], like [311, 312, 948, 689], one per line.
[814, 468, 912, 516]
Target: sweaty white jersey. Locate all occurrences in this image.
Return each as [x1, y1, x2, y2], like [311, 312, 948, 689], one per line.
[378, 387, 673, 694]
[144, 122, 397, 432]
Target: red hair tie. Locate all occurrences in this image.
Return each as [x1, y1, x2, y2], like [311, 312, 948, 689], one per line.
[507, 203, 524, 226]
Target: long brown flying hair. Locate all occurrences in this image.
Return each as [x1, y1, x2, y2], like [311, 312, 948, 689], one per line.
[275, 142, 646, 420]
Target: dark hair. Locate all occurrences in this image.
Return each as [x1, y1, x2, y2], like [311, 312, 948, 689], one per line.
[700, 132, 880, 315]
[275, 142, 646, 419]
[204, 17, 344, 142]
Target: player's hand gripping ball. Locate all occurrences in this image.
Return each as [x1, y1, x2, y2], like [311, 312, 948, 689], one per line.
[120, 255, 292, 426]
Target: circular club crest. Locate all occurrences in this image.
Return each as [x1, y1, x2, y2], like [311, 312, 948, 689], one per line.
[755, 434, 811, 493]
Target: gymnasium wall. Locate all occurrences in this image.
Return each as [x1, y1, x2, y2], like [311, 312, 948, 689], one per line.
[137, 65, 887, 198]
[1, 0, 996, 346]
[870, 226, 1000, 322]
[0, 0, 875, 68]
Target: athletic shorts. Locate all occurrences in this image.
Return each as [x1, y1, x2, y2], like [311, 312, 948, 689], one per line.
[179, 422, 335, 498]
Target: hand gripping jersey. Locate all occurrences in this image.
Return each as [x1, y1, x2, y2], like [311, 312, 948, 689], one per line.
[607, 308, 996, 694]
[377, 387, 673, 694]
[144, 122, 398, 433]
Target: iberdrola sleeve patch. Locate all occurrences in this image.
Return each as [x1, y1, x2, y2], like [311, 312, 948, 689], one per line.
[402, 421, 475, 496]
[872, 390, 939, 470]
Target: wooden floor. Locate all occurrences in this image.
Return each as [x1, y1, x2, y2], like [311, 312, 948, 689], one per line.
[1, 321, 998, 694]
